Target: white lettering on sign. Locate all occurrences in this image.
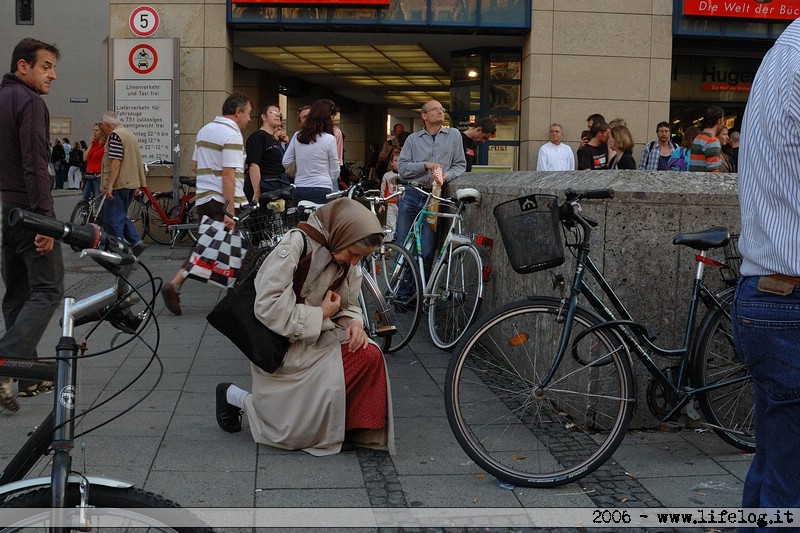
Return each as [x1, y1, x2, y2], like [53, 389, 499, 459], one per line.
[114, 80, 172, 161]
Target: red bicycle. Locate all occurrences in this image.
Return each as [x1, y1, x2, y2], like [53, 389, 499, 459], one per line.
[128, 159, 199, 245]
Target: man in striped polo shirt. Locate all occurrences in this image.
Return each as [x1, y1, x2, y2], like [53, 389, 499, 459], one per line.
[162, 93, 252, 315]
[689, 105, 724, 172]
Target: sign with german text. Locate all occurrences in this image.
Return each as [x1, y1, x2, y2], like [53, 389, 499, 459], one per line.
[684, 0, 800, 21]
[234, 0, 390, 5]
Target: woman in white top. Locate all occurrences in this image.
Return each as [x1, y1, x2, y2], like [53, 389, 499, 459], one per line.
[283, 99, 341, 205]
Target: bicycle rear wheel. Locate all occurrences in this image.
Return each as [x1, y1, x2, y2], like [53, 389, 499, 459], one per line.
[445, 297, 635, 487]
[146, 193, 176, 245]
[369, 241, 422, 353]
[0, 484, 211, 531]
[127, 197, 146, 242]
[428, 244, 483, 350]
[185, 201, 199, 243]
[359, 269, 392, 353]
[692, 289, 755, 452]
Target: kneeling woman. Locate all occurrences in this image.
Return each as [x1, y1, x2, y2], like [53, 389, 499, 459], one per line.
[216, 198, 395, 456]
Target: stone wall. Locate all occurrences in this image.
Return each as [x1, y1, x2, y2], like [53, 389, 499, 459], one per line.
[454, 170, 740, 427]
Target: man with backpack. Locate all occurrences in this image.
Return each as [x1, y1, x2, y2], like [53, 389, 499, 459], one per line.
[638, 121, 678, 170]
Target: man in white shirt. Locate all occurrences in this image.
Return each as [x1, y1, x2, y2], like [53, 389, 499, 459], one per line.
[536, 123, 575, 171]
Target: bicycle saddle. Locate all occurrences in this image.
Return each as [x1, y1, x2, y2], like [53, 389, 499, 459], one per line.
[180, 177, 196, 188]
[259, 187, 294, 205]
[297, 200, 323, 211]
[672, 227, 730, 250]
[456, 188, 481, 204]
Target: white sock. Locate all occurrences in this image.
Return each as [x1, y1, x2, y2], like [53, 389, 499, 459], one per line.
[226, 384, 249, 409]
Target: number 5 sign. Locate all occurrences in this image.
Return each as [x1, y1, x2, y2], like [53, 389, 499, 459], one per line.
[130, 6, 160, 38]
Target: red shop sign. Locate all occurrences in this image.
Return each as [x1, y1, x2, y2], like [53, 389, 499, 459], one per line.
[684, 0, 800, 20]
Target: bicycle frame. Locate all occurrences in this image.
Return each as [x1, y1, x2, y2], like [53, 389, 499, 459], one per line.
[542, 221, 742, 420]
[138, 186, 194, 226]
[0, 278, 132, 507]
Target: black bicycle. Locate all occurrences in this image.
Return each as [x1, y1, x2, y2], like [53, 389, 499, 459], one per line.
[445, 189, 753, 487]
[0, 210, 209, 531]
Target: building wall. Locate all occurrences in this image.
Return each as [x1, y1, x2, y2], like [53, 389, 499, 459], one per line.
[1, 1, 110, 148]
[521, 0, 674, 170]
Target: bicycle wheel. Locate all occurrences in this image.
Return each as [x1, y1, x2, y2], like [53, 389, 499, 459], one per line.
[69, 200, 92, 226]
[359, 267, 392, 353]
[428, 244, 483, 350]
[235, 245, 273, 287]
[184, 201, 199, 243]
[445, 297, 635, 487]
[692, 289, 755, 452]
[127, 197, 146, 242]
[369, 241, 422, 353]
[0, 484, 211, 531]
[146, 193, 176, 245]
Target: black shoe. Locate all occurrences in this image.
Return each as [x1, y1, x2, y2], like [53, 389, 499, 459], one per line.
[216, 382, 243, 433]
[131, 241, 147, 257]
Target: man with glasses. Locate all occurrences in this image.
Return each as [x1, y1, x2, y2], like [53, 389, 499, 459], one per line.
[396, 100, 466, 296]
[460, 117, 496, 172]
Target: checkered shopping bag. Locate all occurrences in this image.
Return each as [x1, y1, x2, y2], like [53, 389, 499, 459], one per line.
[184, 215, 248, 289]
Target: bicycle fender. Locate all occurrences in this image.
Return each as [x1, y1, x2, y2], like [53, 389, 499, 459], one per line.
[0, 474, 132, 498]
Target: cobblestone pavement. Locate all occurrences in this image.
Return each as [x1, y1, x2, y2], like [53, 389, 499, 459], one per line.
[0, 191, 752, 532]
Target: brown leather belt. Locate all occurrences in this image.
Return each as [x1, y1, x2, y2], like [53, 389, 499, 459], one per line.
[768, 273, 800, 286]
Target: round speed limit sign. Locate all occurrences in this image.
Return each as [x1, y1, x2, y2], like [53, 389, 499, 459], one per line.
[129, 6, 160, 38]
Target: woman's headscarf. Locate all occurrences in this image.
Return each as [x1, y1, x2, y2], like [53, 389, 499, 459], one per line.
[302, 198, 383, 301]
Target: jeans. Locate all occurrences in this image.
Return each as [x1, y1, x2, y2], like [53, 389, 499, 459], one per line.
[81, 177, 100, 201]
[103, 189, 143, 245]
[732, 275, 800, 522]
[0, 203, 64, 385]
[395, 187, 437, 277]
[293, 187, 331, 206]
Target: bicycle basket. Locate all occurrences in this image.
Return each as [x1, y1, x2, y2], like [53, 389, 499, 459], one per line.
[493, 194, 564, 274]
[720, 232, 742, 285]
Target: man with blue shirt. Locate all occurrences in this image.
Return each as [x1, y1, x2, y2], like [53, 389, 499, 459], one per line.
[733, 16, 800, 520]
[396, 100, 466, 282]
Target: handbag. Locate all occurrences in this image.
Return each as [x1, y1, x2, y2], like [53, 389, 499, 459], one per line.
[206, 232, 310, 373]
[184, 215, 248, 289]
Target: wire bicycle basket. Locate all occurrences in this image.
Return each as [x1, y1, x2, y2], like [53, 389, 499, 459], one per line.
[493, 194, 564, 274]
[720, 232, 741, 286]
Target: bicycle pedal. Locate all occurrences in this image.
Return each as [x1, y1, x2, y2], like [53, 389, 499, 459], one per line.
[375, 325, 398, 337]
[656, 420, 683, 432]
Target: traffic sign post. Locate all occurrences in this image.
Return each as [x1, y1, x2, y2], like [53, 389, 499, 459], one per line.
[129, 5, 160, 37]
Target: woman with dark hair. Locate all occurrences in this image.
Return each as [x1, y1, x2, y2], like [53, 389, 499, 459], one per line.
[282, 99, 340, 205]
[679, 126, 701, 169]
[215, 198, 395, 455]
[718, 126, 737, 173]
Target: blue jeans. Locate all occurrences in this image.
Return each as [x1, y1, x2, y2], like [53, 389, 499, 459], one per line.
[732, 276, 800, 519]
[293, 187, 331, 206]
[395, 187, 437, 277]
[0, 202, 64, 386]
[81, 177, 100, 201]
[103, 189, 143, 245]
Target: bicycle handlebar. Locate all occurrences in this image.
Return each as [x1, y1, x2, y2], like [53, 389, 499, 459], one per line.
[8, 208, 136, 272]
[565, 188, 615, 201]
[145, 159, 173, 166]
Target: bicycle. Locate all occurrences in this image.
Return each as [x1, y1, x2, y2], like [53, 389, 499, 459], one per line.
[0, 209, 209, 531]
[444, 188, 754, 487]
[128, 159, 199, 246]
[382, 182, 491, 351]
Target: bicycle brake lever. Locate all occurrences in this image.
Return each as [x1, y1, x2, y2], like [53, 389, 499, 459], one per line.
[80, 248, 123, 265]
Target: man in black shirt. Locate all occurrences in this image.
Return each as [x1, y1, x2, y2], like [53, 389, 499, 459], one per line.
[460, 117, 497, 172]
[245, 104, 288, 202]
[577, 121, 610, 170]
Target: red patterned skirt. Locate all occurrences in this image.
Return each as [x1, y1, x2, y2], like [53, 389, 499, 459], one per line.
[341, 343, 387, 431]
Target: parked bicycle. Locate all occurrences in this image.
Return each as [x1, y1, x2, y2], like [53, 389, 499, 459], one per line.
[0, 210, 209, 531]
[379, 181, 491, 351]
[445, 188, 753, 487]
[128, 159, 199, 246]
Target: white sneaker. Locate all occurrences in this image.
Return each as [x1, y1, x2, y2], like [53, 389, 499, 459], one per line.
[0, 378, 19, 413]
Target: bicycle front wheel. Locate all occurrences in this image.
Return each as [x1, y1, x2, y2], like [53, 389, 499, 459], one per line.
[428, 244, 483, 350]
[359, 268, 392, 353]
[692, 289, 755, 452]
[70, 200, 92, 226]
[185, 201, 199, 243]
[445, 297, 635, 487]
[0, 484, 211, 532]
[370, 241, 422, 353]
[146, 193, 176, 245]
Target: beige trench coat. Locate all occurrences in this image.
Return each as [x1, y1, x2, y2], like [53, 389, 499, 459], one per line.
[244, 229, 395, 456]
